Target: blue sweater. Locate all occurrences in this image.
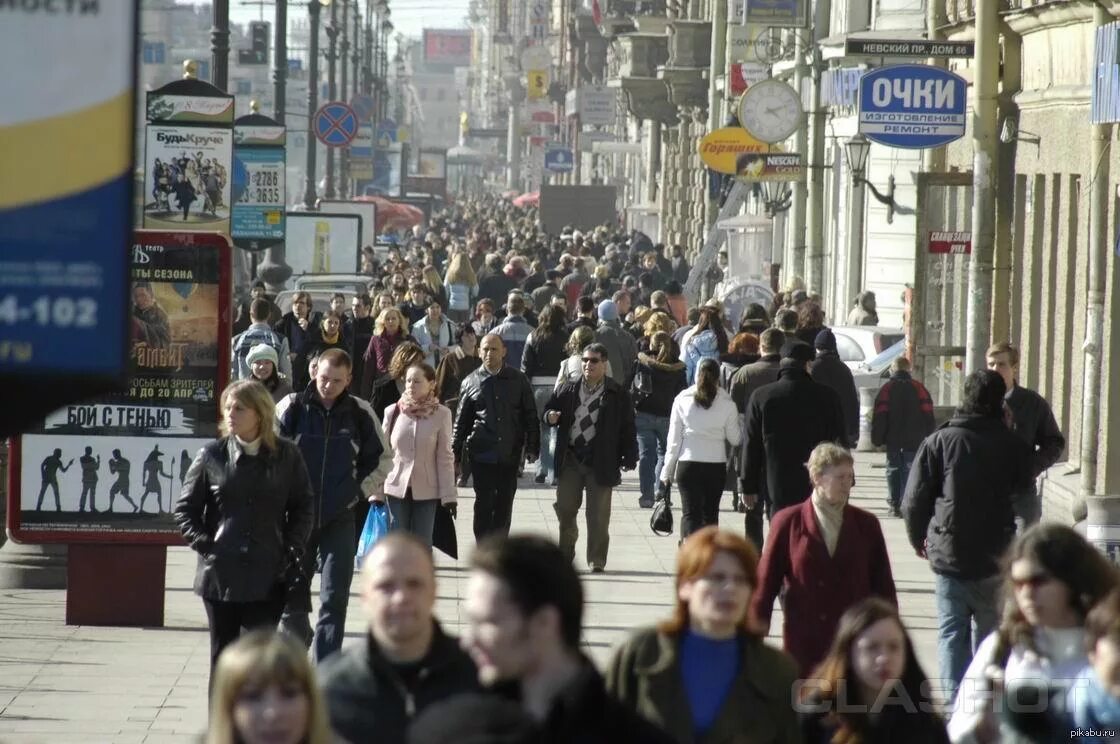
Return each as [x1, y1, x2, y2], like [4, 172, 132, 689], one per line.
[680, 630, 740, 736]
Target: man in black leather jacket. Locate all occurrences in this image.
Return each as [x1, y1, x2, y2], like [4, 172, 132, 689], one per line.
[453, 334, 540, 541]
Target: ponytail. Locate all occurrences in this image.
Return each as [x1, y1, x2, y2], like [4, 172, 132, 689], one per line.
[694, 358, 720, 409]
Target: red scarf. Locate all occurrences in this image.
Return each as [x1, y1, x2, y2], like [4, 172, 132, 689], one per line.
[398, 392, 440, 420]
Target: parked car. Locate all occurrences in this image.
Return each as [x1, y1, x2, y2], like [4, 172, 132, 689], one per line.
[829, 326, 906, 370]
[293, 274, 372, 294]
[850, 338, 906, 390]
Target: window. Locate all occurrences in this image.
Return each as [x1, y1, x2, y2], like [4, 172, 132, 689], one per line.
[142, 41, 166, 64]
[834, 333, 865, 362]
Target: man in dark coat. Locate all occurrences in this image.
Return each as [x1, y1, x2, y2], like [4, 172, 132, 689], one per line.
[543, 343, 638, 573]
[319, 533, 478, 741]
[461, 535, 676, 744]
[902, 369, 1033, 703]
[739, 343, 846, 518]
[808, 329, 860, 448]
[478, 255, 518, 306]
[453, 334, 541, 541]
[871, 355, 935, 516]
[986, 341, 1066, 526]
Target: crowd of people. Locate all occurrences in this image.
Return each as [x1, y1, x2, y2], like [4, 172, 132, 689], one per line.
[183, 193, 1117, 743]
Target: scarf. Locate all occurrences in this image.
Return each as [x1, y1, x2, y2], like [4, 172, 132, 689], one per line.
[321, 330, 340, 344]
[399, 391, 440, 419]
[811, 489, 846, 557]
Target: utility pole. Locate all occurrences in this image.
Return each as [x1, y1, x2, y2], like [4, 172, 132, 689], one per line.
[964, 0, 999, 372]
[340, 0, 350, 197]
[303, 0, 324, 208]
[324, 0, 339, 199]
[788, 32, 809, 285]
[704, 0, 727, 229]
[273, 0, 287, 120]
[804, 0, 830, 296]
[211, 0, 230, 90]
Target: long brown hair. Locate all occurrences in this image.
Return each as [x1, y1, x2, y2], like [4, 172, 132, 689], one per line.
[801, 598, 937, 743]
[659, 526, 764, 637]
[649, 331, 675, 364]
[388, 341, 425, 381]
[693, 357, 720, 409]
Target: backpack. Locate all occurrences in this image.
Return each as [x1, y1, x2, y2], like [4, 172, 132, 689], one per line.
[631, 363, 654, 405]
[233, 326, 284, 374]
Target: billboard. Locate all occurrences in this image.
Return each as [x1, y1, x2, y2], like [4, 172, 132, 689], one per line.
[8, 232, 230, 544]
[232, 120, 286, 246]
[285, 213, 363, 275]
[143, 126, 233, 232]
[423, 29, 472, 66]
[317, 200, 378, 250]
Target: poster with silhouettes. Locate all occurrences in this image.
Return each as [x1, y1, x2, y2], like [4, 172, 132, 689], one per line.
[7, 231, 231, 543]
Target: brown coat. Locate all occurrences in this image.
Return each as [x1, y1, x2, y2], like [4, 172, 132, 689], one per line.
[605, 627, 802, 744]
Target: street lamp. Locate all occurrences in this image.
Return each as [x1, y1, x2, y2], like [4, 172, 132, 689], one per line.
[303, 0, 331, 208]
[324, 0, 339, 198]
[759, 180, 792, 217]
[273, 0, 287, 121]
[843, 132, 871, 304]
[844, 132, 912, 225]
[211, 0, 230, 90]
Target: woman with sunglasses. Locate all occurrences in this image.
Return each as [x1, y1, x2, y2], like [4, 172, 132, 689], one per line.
[948, 523, 1118, 742]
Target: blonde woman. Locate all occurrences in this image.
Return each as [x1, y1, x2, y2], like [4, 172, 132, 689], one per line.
[207, 629, 332, 744]
[422, 265, 448, 309]
[444, 251, 479, 324]
[360, 306, 414, 398]
[174, 380, 313, 685]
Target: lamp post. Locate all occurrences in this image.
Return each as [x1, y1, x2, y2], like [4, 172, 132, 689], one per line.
[273, 0, 287, 120]
[352, 0, 361, 99]
[303, 0, 330, 208]
[211, 0, 230, 90]
[339, 0, 350, 197]
[324, 0, 339, 199]
[844, 132, 871, 312]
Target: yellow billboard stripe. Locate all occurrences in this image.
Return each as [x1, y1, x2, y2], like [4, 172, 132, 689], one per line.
[0, 92, 133, 210]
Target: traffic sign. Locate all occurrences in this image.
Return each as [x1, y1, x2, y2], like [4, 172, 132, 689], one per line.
[857, 65, 966, 149]
[350, 94, 374, 121]
[313, 101, 358, 147]
[544, 145, 574, 173]
[375, 118, 397, 148]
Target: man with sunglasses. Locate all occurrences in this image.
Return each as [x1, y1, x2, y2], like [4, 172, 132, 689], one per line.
[543, 343, 637, 573]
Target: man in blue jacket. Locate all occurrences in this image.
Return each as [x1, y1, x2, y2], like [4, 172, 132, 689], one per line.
[277, 348, 388, 662]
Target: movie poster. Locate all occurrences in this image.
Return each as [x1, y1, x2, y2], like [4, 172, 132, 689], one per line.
[143, 125, 233, 232]
[10, 232, 230, 543]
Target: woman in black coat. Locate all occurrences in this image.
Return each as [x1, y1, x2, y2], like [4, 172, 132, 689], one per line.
[173, 379, 313, 686]
[631, 331, 687, 509]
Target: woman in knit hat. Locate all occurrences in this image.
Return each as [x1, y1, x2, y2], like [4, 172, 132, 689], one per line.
[246, 344, 293, 403]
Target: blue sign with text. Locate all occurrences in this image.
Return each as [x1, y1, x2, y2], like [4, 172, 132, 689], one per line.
[857, 64, 966, 149]
[544, 145, 574, 173]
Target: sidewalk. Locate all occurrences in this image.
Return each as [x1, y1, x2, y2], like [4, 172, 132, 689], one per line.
[0, 452, 939, 743]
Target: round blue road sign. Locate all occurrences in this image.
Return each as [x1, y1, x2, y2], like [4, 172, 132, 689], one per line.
[313, 101, 359, 148]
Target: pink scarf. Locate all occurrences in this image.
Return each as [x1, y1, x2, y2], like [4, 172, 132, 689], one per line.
[398, 392, 440, 420]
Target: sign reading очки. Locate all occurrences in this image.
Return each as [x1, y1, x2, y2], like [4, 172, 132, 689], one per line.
[857, 64, 967, 149]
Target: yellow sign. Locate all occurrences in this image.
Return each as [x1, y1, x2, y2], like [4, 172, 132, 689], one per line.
[697, 126, 770, 175]
[527, 69, 549, 100]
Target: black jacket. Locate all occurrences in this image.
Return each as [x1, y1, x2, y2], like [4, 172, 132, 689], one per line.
[477, 272, 518, 306]
[453, 366, 541, 466]
[871, 371, 935, 451]
[319, 623, 479, 744]
[545, 377, 638, 487]
[809, 351, 860, 447]
[800, 707, 949, 744]
[174, 437, 313, 603]
[729, 354, 781, 413]
[740, 366, 846, 511]
[1006, 385, 1066, 477]
[632, 353, 687, 418]
[902, 413, 1034, 579]
[521, 330, 568, 379]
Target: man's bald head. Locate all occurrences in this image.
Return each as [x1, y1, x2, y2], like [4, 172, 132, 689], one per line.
[479, 334, 506, 373]
[360, 531, 437, 662]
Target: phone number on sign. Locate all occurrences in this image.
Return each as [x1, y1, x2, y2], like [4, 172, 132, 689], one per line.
[0, 296, 97, 328]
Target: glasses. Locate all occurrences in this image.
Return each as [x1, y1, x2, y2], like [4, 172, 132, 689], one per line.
[581, 357, 603, 364]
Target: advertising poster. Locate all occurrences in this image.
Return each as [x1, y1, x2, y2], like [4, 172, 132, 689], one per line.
[318, 200, 378, 250]
[147, 94, 234, 124]
[734, 152, 805, 182]
[416, 149, 448, 178]
[285, 213, 362, 275]
[143, 125, 234, 232]
[8, 231, 230, 544]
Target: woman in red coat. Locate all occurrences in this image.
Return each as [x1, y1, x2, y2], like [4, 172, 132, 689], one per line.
[751, 442, 897, 674]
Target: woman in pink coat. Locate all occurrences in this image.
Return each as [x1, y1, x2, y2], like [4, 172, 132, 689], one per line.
[371, 362, 456, 547]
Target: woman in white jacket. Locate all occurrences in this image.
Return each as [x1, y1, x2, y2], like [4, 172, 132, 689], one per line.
[948, 524, 1117, 743]
[659, 357, 741, 539]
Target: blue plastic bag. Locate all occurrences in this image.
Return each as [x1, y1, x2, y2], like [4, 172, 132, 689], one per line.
[356, 503, 390, 568]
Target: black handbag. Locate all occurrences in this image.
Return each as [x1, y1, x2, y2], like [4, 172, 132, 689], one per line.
[650, 481, 673, 537]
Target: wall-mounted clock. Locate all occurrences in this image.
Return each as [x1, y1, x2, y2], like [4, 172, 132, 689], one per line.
[736, 79, 802, 144]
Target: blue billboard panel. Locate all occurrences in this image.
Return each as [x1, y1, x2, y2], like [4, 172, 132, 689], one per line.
[858, 64, 967, 149]
[232, 148, 285, 241]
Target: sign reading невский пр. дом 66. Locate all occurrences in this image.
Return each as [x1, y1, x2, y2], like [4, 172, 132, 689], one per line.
[858, 65, 967, 149]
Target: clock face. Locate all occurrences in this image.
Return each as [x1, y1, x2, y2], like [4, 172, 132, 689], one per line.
[737, 79, 802, 144]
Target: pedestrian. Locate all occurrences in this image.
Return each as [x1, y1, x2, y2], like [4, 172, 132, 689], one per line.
[544, 342, 638, 572]
[986, 341, 1066, 526]
[407, 693, 539, 744]
[477, 254, 518, 306]
[492, 294, 534, 370]
[460, 534, 676, 744]
[531, 270, 564, 314]
[411, 300, 456, 368]
[660, 358, 742, 539]
[206, 630, 333, 744]
[567, 295, 599, 334]
[594, 299, 638, 387]
[231, 298, 292, 382]
[729, 328, 784, 413]
[556, 325, 613, 387]
[1062, 590, 1120, 742]
[232, 280, 282, 335]
[902, 369, 1034, 703]
[300, 312, 350, 383]
[400, 283, 433, 326]
[371, 363, 456, 548]
[433, 324, 482, 416]
[948, 524, 1117, 741]
[561, 258, 591, 312]
[809, 329, 860, 448]
[471, 298, 498, 337]
[846, 290, 879, 326]
[752, 442, 897, 674]
[794, 301, 827, 347]
[318, 534, 479, 742]
[348, 293, 375, 397]
[175, 380, 313, 683]
[605, 527, 801, 744]
[739, 342, 846, 521]
[370, 341, 426, 421]
[361, 307, 414, 399]
[276, 349, 388, 663]
[871, 355, 935, 517]
[245, 344, 293, 403]
[522, 305, 569, 485]
[274, 291, 319, 390]
[453, 334, 540, 541]
[632, 331, 687, 509]
[799, 598, 948, 743]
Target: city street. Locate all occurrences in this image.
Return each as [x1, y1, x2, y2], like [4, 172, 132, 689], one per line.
[0, 451, 940, 744]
